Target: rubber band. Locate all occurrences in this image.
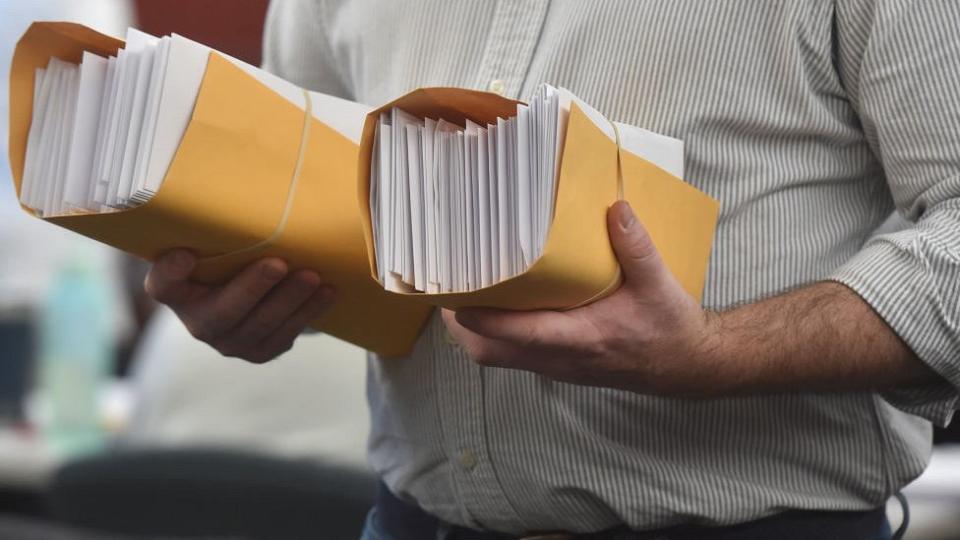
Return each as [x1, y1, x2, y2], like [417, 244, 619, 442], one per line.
[201, 88, 313, 262]
[566, 119, 625, 309]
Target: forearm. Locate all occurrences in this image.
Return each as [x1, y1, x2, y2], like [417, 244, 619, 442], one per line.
[447, 204, 951, 403]
[705, 281, 939, 396]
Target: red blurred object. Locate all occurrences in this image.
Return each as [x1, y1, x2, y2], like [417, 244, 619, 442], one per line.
[133, 0, 271, 66]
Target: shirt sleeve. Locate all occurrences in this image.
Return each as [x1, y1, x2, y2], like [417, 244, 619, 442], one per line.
[831, 0, 960, 426]
[261, 0, 353, 100]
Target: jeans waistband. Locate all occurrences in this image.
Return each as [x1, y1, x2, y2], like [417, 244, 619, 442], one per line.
[373, 482, 891, 540]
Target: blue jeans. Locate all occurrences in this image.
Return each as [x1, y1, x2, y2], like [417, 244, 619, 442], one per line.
[359, 506, 895, 540]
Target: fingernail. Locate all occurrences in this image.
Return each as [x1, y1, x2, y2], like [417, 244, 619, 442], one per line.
[300, 271, 322, 288]
[442, 326, 458, 346]
[617, 202, 636, 230]
[261, 261, 286, 281]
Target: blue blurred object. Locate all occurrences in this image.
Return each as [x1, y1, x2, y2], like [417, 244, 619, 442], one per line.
[37, 256, 114, 456]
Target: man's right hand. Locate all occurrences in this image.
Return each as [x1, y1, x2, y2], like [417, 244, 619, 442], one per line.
[144, 249, 336, 363]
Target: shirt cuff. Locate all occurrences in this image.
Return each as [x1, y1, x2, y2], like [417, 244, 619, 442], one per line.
[829, 235, 960, 426]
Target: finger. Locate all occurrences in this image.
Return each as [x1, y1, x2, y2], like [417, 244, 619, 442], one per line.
[442, 309, 528, 367]
[144, 249, 207, 308]
[242, 286, 337, 363]
[186, 258, 289, 341]
[452, 306, 582, 347]
[607, 201, 670, 290]
[216, 270, 322, 353]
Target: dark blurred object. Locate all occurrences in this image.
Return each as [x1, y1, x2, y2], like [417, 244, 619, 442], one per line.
[47, 448, 376, 540]
[133, 0, 270, 65]
[114, 256, 154, 377]
[0, 488, 46, 519]
[0, 309, 35, 422]
[935, 422, 960, 445]
[0, 515, 127, 540]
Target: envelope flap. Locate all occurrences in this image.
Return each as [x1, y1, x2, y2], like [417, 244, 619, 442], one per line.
[373, 87, 520, 127]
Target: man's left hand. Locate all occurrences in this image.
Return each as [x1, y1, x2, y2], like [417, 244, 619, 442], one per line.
[442, 200, 728, 398]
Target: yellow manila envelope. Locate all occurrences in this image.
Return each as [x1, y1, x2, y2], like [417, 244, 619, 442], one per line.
[9, 22, 433, 357]
[358, 90, 721, 310]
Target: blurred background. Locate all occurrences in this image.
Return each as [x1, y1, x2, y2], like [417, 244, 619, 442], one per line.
[1, 1, 374, 538]
[0, 1, 958, 539]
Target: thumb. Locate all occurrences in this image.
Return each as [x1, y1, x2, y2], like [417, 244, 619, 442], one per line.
[607, 201, 669, 290]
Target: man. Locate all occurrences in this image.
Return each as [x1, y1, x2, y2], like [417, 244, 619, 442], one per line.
[144, 1, 960, 538]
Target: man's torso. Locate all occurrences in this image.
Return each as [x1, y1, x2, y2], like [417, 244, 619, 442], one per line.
[266, 0, 931, 533]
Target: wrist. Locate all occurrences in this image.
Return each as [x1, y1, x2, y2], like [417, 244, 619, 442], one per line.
[688, 309, 743, 398]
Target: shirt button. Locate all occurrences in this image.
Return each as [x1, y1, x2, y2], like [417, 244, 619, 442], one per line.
[458, 448, 478, 471]
[488, 79, 506, 96]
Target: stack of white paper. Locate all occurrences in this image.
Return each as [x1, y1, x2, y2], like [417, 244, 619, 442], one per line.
[19, 28, 370, 217]
[369, 84, 687, 294]
[21, 29, 168, 215]
[370, 85, 562, 293]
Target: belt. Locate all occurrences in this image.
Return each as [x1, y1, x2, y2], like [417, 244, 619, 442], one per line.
[374, 482, 890, 540]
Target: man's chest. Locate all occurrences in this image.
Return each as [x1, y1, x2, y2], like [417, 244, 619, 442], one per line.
[319, 0, 841, 135]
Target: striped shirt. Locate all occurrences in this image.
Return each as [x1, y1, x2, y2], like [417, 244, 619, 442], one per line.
[262, 0, 960, 533]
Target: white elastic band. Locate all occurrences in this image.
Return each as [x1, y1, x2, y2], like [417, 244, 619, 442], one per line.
[201, 89, 313, 262]
[566, 120, 625, 309]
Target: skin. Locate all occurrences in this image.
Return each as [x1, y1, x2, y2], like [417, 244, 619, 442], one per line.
[144, 252, 334, 364]
[144, 201, 937, 396]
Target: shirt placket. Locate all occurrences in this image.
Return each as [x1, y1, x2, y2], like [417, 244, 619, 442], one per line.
[437, 5, 549, 530]
[436, 4, 550, 531]
[436, 336, 526, 531]
[473, 0, 551, 100]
